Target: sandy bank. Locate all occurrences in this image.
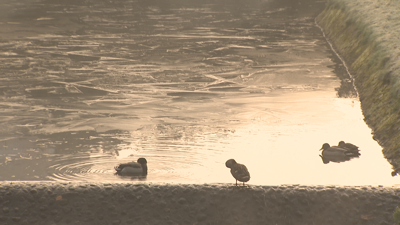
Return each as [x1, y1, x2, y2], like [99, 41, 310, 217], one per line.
[0, 182, 399, 224]
[316, 0, 400, 171]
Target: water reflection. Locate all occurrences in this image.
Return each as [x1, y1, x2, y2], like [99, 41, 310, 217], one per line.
[0, 0, 397, 185]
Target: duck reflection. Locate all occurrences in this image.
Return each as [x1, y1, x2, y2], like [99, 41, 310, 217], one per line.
[319, 142, 360, 164]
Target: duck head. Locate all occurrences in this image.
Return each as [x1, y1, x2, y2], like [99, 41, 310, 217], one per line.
[225, 159, 237, 168]
[320, 143, 330, 151]
[137, 158, 148, 175]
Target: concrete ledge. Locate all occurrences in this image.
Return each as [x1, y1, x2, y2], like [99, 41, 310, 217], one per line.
[0, 182, 399, 224]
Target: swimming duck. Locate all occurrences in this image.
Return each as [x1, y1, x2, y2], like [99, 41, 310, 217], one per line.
[338, 141, 360, 155]
[319, 143, 359, 157]
[115, 158, 148, 176]
[225, 159, 250, 186]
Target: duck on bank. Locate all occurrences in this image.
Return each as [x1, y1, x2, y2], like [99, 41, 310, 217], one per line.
[225, 159, 250, 186]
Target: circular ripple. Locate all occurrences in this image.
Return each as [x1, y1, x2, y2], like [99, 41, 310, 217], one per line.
[47, 154, 121, 182]
[44, 147, 209, 183]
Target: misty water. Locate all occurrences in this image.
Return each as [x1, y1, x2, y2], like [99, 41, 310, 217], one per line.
[0, 0, 397, 186]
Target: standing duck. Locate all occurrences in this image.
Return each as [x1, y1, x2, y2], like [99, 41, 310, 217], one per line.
[225, 159, 250, 186]
[115, 158, 148, 176]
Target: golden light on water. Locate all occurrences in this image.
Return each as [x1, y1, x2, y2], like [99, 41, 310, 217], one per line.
[73, 89, 396, 186]
[160, 90, 395, 186]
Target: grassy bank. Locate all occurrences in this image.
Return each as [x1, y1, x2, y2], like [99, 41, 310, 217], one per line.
[316, 0, 400, 171]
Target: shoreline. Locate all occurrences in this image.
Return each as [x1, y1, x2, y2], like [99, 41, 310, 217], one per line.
[316, 0, 400, 174]
[0, 182, 399, 224]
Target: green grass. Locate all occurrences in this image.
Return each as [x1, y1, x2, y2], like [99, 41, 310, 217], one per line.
[393, 206, 400, 224]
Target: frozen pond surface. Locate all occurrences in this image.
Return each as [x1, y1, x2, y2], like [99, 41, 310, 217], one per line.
[0, 0, 397, 186]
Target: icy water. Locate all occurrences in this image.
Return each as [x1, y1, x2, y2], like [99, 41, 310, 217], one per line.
[0, 0, 397, 186]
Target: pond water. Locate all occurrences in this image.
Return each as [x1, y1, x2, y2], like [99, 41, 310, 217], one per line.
[0, 0, 397, 186]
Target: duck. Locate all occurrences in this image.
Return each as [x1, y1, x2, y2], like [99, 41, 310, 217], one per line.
[319, 143, 360, 157]
[225, 159, 250, 186]
[338, 141, 361, 155]
[115, 158, 147, 176]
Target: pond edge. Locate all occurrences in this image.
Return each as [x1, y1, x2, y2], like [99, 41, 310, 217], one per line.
[316, 0, 400, 174]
